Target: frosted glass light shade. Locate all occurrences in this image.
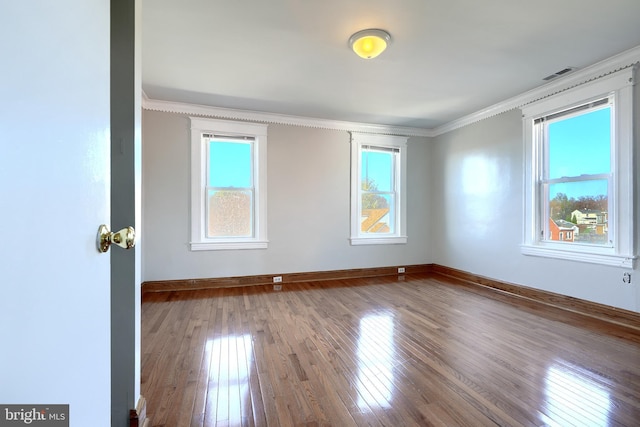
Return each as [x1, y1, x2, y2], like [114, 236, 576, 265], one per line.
[349, 29, 391, 59]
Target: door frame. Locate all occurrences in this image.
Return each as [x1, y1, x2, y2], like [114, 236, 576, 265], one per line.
[110, 0, 142, 424]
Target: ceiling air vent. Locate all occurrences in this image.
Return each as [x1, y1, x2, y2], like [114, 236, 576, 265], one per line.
[542, 66, 577, 81]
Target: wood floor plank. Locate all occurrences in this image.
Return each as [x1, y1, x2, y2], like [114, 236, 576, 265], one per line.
[142, 273, 640, 426]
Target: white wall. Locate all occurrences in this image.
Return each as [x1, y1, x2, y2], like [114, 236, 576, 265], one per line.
[142, 111, 432, 281]
[431, 107, 640, 312]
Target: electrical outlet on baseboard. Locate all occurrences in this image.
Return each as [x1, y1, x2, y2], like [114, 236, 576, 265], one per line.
[273, 276, 282, 283]
[398, 267, 405, 273]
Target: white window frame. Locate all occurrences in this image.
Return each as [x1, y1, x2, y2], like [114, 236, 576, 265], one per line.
[350, 133, 408, 245]
[190, 117, 268, 250]
[521, 68, 636, 268]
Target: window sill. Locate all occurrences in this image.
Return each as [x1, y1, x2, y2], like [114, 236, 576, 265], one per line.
[520, 244, 636, 269]
[190, 240, 268, 251]
[350, 236, 407, 246]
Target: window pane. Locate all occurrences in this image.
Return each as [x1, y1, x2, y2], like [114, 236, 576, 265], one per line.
[547, 180, 608, 245]
[207, 189, 253, 237]
[548, 107, 610, 179]
[362, 150, 393, 192]
[361, 194, 394, 234]
[209, 141, 252, 188]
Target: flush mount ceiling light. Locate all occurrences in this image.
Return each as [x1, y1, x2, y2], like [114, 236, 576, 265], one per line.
[349, 29, 391, 59]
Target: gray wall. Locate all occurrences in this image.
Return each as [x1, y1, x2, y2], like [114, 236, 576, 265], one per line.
[430, 107, 640, 312]
[142, 110, 432, 281]
[142, 86, 639, 313]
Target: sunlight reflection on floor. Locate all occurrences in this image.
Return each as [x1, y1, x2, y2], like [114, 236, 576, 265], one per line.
[207, 334, 253, 425]
[543, 360, 612, 426]
[357, 312, 396, 409]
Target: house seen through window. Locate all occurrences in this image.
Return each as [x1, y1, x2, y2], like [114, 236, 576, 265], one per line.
[521, 68, 635, 268]
[541, 100, 611, 246]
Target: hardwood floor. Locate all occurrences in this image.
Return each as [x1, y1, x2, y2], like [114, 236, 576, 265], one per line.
[141, 273, 640, 426]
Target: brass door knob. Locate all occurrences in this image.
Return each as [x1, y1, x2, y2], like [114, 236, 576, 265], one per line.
[97, 225, 136, 253]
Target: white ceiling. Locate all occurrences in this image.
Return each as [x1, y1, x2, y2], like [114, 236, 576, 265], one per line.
[142, 0, 640, 130]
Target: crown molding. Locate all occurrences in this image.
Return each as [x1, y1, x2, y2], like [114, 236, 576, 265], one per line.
[142, 44, 639, 138]
[142, 94, 434, 138]
[432, 44, 640, 136]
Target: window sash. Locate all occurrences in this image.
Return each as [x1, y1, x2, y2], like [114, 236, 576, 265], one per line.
[205, 188, 255, 238]
[360, 193, 396, 234]
[205, 138, 256, 239]
[541, 101, 612, 181]
[535, 100, 613, 247]
[206, 138, 255, 188]
[359, 146, 398, 236]
[540, 179, 611, 246]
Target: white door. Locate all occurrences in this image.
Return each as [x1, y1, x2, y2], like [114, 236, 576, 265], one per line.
[0, 1, 113, 425]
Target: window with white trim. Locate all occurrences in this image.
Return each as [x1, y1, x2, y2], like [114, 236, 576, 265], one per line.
[350, 133, 407, 245]
[521, 68, 636, 268]
[190, 118, 268, 250]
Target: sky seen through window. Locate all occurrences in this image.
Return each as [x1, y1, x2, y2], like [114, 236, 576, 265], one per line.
[547, 107, 610, 199]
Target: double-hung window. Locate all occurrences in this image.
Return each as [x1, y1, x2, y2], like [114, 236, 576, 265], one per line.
[350, 133, 407, 245]
[190, 118, 268, 250]
[521, 68, 635, 267]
